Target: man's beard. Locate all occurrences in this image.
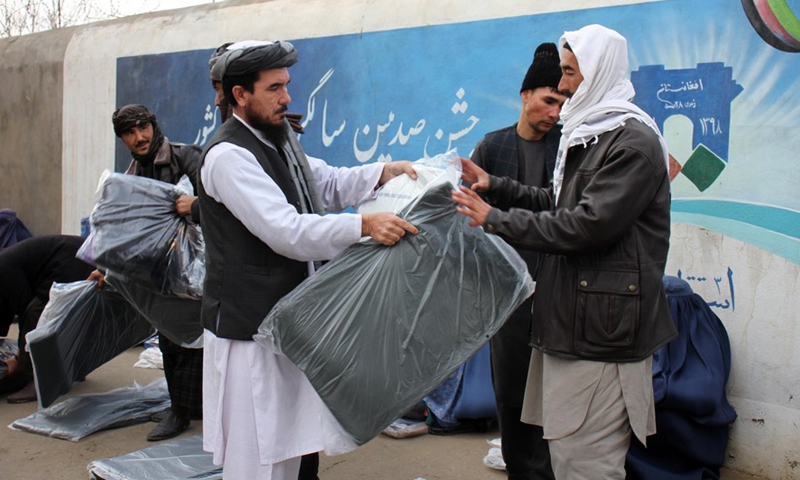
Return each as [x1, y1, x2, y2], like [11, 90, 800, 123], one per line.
[245, 108, 289, 147]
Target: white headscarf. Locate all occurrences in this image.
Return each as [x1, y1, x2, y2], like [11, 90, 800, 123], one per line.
[552, 24, 669, 204]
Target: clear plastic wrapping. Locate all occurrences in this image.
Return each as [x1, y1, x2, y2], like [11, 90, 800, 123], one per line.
[105, 272, 203, 349]
[10, 378, 170, 442]
[77, 172, 205, 299]
[357, 149, 462, 214]
[255, 181, 534, 445]
[26, 280, 155, 408]
[88, 434, 221, 480]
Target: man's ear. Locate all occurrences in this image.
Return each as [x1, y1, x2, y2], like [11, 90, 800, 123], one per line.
[232, 85, 247, 108]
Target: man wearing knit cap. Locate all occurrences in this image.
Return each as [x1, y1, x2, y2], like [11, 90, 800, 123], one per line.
[94, 104, 204, 441]
[198, 40, 419, 479]
[469, 42, 565, 480]
[453, 25, 676, 479]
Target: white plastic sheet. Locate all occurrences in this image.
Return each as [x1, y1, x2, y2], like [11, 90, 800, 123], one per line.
[357, 149, 461, 215]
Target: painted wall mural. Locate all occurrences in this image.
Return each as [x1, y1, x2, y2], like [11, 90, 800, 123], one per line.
[116, 0, 800, 266]
[741, 0, 800, 52]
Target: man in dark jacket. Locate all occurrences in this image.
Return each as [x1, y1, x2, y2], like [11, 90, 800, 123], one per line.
[470, 42, 565, 480]
[453, 24, 677, 479]
[96, 104, 204, 442]
[0, 235, 95, 403]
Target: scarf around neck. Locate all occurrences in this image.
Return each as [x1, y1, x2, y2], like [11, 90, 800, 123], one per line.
[553, 25, 669, 205]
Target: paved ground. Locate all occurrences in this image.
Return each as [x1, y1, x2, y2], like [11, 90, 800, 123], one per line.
[0, 330, 766, 480]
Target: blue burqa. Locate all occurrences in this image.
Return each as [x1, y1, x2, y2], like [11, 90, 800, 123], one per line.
[626, 276, 737, 479]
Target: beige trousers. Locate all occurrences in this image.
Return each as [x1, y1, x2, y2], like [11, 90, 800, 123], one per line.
[522, 351, 655, 480]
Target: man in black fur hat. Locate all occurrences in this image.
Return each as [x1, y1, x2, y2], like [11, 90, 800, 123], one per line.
[469, 42, 567, 480]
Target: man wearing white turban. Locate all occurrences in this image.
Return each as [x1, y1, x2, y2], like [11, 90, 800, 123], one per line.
[452, 24, 676, 479]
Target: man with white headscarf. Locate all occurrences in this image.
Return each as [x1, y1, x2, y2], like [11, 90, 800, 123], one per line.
[198, 40, 418, 479]
[452, 24, 677, 479]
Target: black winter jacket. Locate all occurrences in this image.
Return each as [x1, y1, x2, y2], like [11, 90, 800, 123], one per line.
[483, 120, 677, 362]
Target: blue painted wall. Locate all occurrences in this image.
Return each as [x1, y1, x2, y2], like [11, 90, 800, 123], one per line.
[116, 0, 800, 264]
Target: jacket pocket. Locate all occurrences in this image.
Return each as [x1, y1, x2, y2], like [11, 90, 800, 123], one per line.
[575, 268, 640, 352]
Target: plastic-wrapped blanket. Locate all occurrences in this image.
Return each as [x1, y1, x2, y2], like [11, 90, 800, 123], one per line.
[77, 172, 205, 299]
[10, 378, 170, 442]
[88, 435, 221, 480]
[26, 280, 155, 408]
[255, 181, 534, 445]
[105, 272, 203, 349]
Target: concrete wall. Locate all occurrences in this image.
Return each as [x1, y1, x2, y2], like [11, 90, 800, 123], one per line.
[1, 0, 799, 478]
[0, 27, 75, 235]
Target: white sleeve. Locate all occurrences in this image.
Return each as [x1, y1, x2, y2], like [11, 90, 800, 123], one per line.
[307, 156, 383, 211]
[200, 143, 364, 261]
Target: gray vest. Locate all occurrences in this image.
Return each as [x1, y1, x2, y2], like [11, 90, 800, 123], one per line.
[198, 118, 308, 340]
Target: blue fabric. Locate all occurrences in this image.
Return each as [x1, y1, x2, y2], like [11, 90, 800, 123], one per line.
[0, 209, 32, 250]
[423, 365, 464, 427]
[626, 276, 737, 480]
[452, 343, 497, 419]
[423, 343, 497, 426]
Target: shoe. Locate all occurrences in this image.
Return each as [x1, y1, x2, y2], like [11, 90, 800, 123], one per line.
[147, 410, 189, 441]
[150, 407, 170, 423]
[7, 381, 37, 404]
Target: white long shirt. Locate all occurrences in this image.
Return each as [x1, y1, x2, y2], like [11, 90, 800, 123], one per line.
[200, 114, 383, 262]
[201, 115, 379, 471]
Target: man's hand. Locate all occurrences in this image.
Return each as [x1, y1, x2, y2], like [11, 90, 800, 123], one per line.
[452, 185, 493, 227]
[175, 195, 197, 217]
[379, 161, 418, 186]
[362, 212, 419, 246]
[286, 112, 305, 134]
[88, 269, 106, 289]
[460, 157, 490, 192]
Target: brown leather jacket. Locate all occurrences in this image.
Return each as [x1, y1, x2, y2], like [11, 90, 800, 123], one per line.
[483, 120, 676, 362]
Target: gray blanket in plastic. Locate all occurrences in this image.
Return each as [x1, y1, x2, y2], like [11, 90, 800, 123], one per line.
[27, 280, 156, 408]
[77, 172, 205, 299]
[255, 181, 534, 445]
[105, 272, 203, 349]
[88, 434, 221, 480]
[10, 378, 170, 442]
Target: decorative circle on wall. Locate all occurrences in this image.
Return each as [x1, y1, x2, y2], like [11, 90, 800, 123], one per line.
[741, 0, 800, 52]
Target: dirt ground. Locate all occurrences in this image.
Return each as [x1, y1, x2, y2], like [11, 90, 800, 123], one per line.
[0, 328, 764, 480]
